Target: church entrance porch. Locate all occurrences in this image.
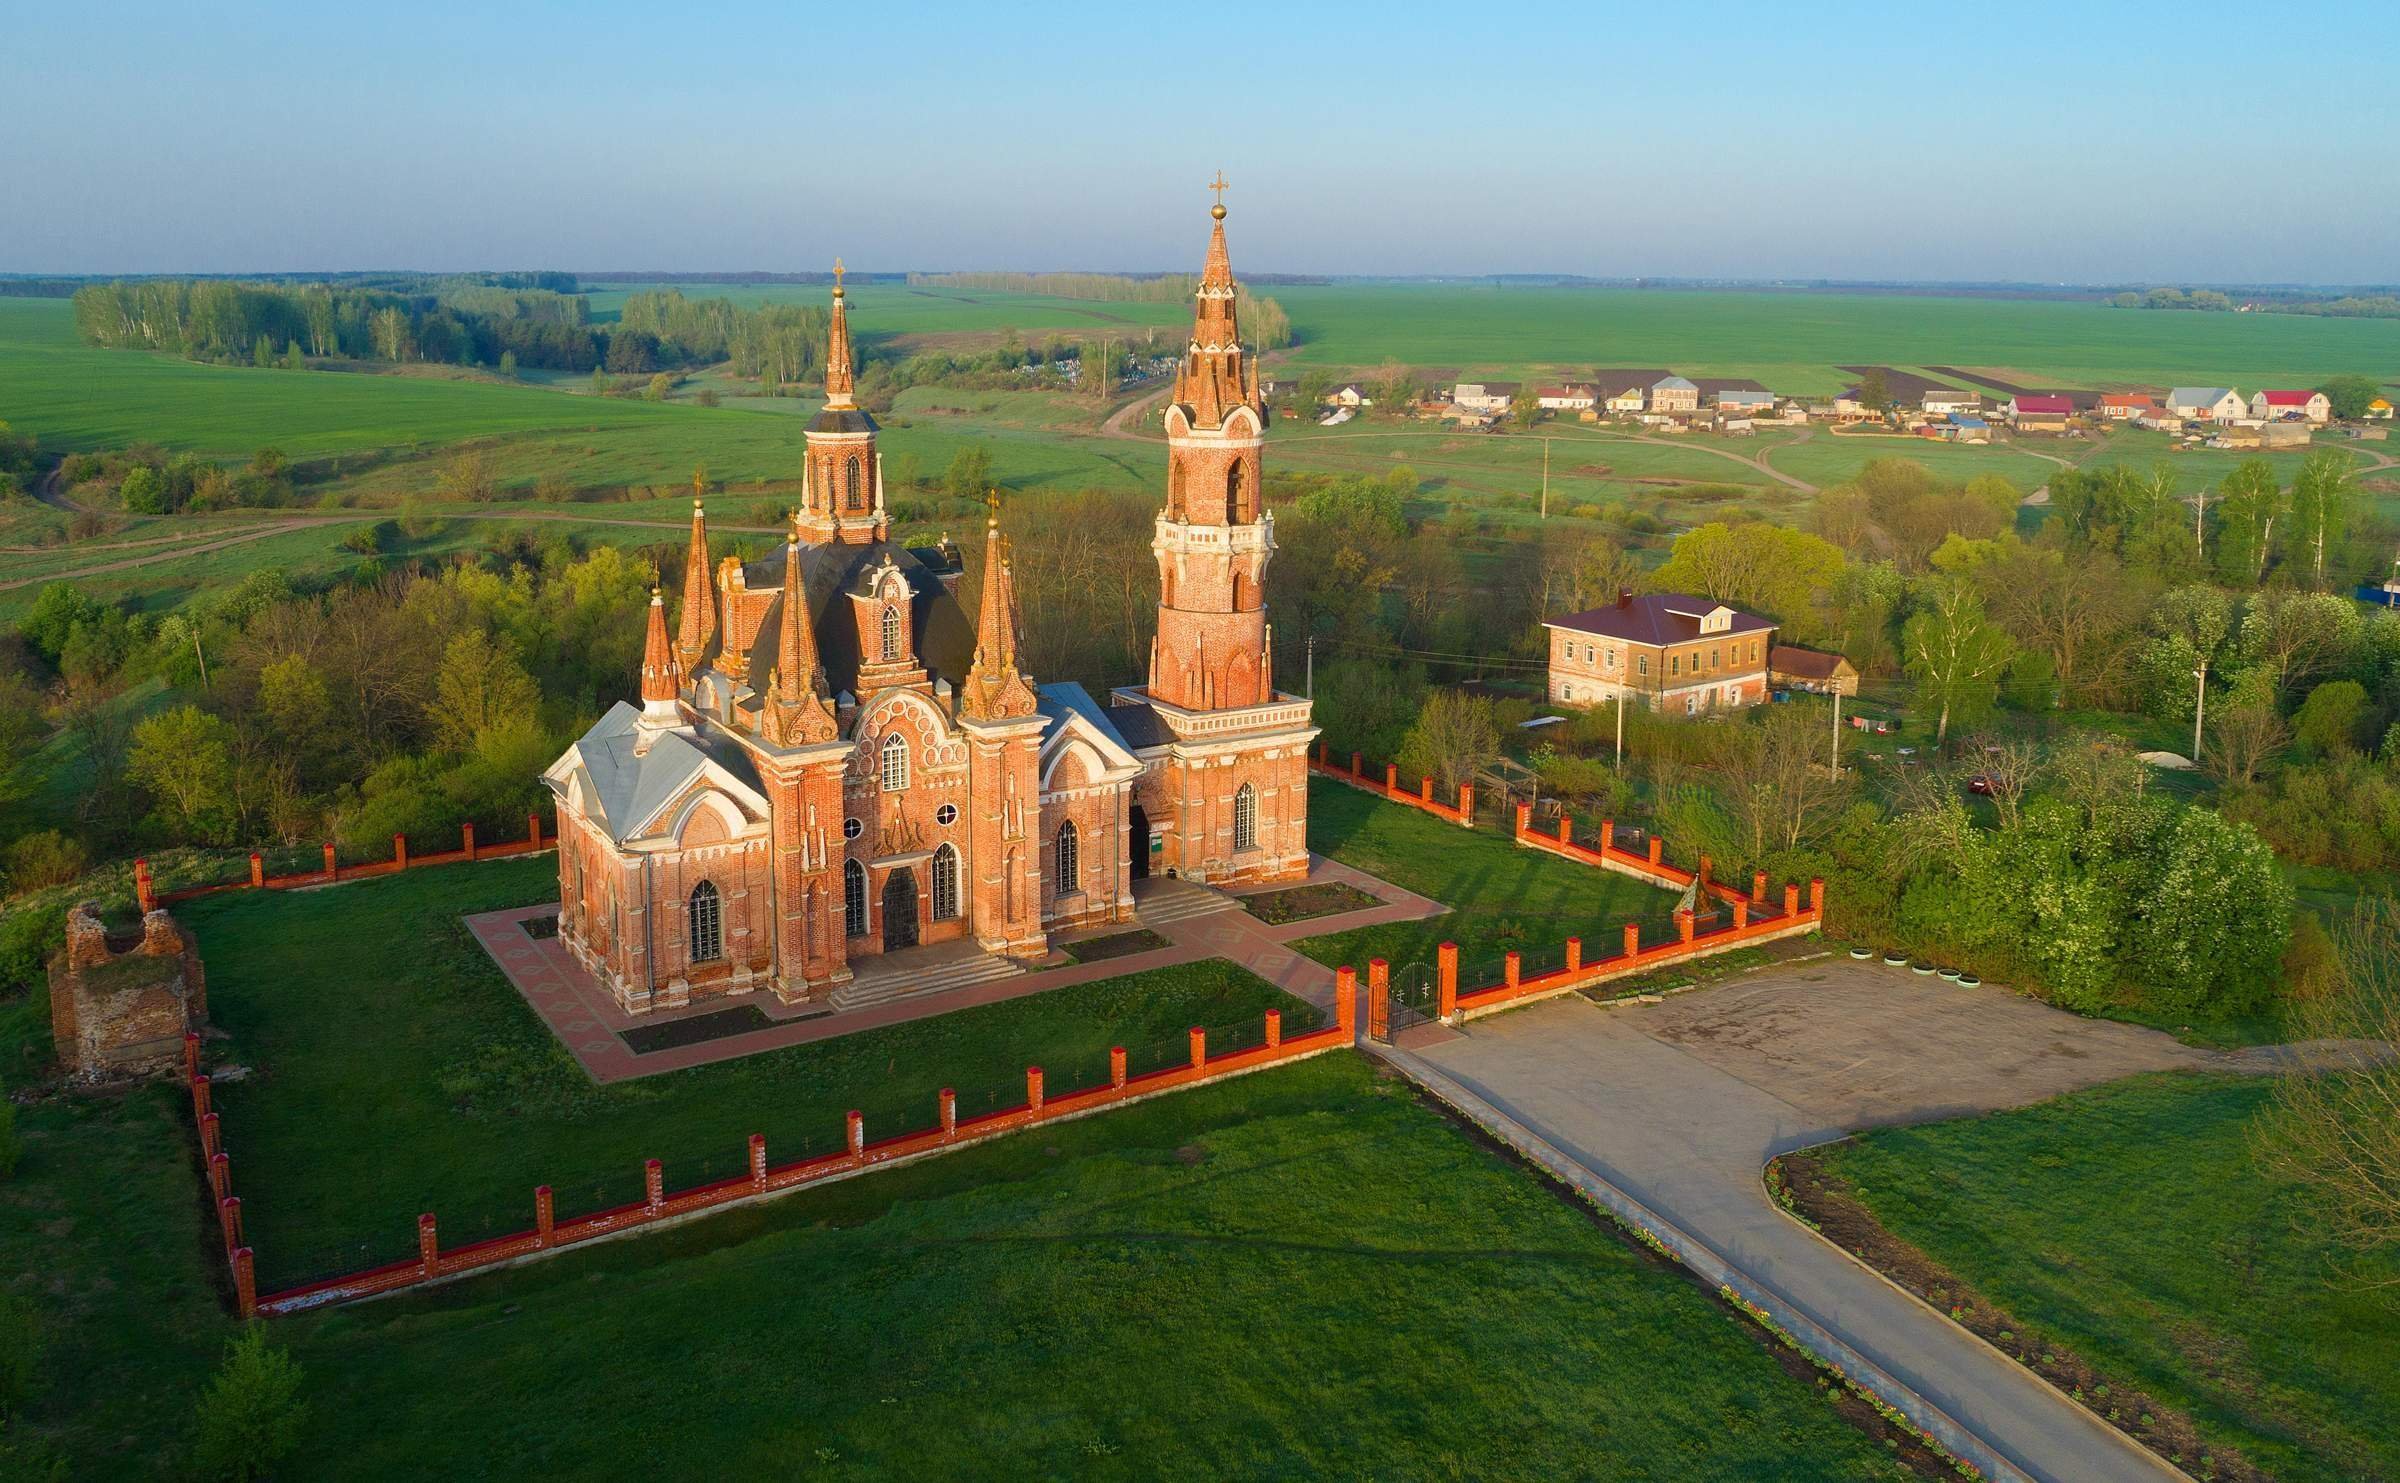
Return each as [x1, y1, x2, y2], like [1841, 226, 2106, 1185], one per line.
[882, 871, 919, 952]
[1128, 805, 1152, 880]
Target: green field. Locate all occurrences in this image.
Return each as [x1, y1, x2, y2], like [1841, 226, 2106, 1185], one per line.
[1271, 284, 2400, 392]
[1813, 1073, 2400, 1483]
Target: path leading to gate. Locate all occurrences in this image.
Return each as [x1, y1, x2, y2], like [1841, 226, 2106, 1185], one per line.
[1378, 960, 2311, 1483]
[473, 853, 1445, 1083]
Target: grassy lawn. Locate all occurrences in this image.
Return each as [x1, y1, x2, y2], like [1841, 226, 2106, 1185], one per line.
[2, 1038, 1917, 1481]
[1812, 1072, 2400, 1483]
[1296, 777, 1679, 983]
[184, 856, 1320, 1289]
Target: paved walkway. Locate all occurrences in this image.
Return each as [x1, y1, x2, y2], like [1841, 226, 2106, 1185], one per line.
[469, 854, 1444, 1083]
[1391, 961, 2219, 1483]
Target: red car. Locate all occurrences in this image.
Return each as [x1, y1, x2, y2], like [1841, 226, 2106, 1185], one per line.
[1966, 775, 1995, 796]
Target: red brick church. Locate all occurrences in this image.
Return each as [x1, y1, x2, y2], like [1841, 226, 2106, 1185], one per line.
[543, 200, 1315, 1013]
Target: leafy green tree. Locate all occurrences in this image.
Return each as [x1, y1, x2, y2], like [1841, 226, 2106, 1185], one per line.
[2211, 459, 2282, 585]
[1650, 521, 1845, 635]
[1509, 385, 1542, 427]
[191, 1326, 306, 1482]
[18, 583, 105, 663]
[429, 632, 540, 752]
[2293, 679, 2371, 757]
[1858, 368, 1889, 412]
[1902, 577, 2016, 745]
[2286, 449, 2356, 589]
[2122, 805, 2293, 1016]
[2319, 373, 2383, 420]
[1396, 689, 1501, 792]
[129, 705, 238, 843]
[942, 445, 993, 503]
[497, 349, 517, 379]
[119, 464, 168, 515]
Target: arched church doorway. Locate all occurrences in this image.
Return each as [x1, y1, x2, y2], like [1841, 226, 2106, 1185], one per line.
[1128, 805, 1151, 880]
[882, 870, 919, 951]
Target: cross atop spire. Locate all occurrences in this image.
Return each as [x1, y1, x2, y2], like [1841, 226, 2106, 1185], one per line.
[823, 261, 856, 406]
[675, 494, 715, 666]
[1208, 170, 1229, 217]
[639, 586, 682, 720]
[763, 535, 837, 745]
[1172, 187, 1259, 430]
[959, 509, 1038, 723]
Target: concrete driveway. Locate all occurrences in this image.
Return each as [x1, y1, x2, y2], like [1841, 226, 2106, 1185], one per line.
[1397, 958, 2207, 1483]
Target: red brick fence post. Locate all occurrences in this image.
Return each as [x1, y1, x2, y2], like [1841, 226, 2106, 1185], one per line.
[462, 823, 478, 861]
[846, 1110, 865, 1159]
[1187, 1027, 1206, 1071]
[1437, 942, 1458, 1020]
[418, 1213, 439, 1278]
[322, 842, 337, 882]
[1026, 1065, 1045, 1113]
[941, 1088, 960, 1135]
[134, 858, 155, 913]
[1336, 967, 1358, 1040]
[393, 833, 408, 870]
[527, 813, 544, 850]
[1265, 1009, 1282, 1049]
[536, 1185, 555, 1246]
[749, 1134, 767, 1188]
[248, 853, 263, 888]
[233, 1247, 257, 1320]
[644, 1158, 664, 1214]
[1566, 936, 1582, 974]
[1109, 1048, 1127, 1090]
[1624, 923, 1640, 958]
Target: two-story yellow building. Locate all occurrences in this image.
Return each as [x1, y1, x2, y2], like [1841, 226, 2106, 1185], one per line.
[1545, 591, 1775, 715]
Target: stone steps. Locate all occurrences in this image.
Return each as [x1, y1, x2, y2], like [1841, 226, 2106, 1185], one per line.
[829, 950, 1025, 1014]
[1133, 880, 1241, 927]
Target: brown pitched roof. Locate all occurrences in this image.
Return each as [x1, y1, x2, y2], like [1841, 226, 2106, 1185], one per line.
[1769, 644, 1854, 680]
[1547, 593, 1775, 646]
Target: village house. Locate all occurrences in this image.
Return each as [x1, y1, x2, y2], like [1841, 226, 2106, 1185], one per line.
[1710, 385, 1775, 415]
[1324, 383, 1371, 409]
[1545, 591, 1775, 716]
[2251, 389, 2330, 424]
[2166, 387, 2246, 423]
[1452, 380, 1520, 413]
[1593, 369, 1670, 417]
[1536, 383, 1596, 412]
[1921, 387, 1981, 417]
[1946, 414, 1992, 443]
[545, 204, 1313, 1017]
[2369, 398, 2395, 420]
[1647, 375, 1700, 415]
[2136, 407, 2186, 433]
[1826, 388, 1879, 422]
[1768, 643, 1859, 697]
[2006, 393, 2075, 431]
[2097, 392, 2156, 421]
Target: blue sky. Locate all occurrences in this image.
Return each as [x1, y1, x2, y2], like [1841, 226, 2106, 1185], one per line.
[3, 0, 2394, 283]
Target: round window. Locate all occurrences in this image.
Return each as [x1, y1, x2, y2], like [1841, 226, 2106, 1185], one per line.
[935, 803, 958, 827]
[842, 818, 862, 840]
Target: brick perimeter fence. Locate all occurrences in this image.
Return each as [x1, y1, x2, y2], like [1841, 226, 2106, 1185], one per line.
[140, 814, 555, 912]
[183, 979, 1360, 1319]
[1314, 744, 1825, 1024]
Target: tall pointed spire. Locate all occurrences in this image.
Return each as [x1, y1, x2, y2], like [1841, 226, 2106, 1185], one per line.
[765, 521, 838, 745]
[822, 258, 855, 408]
[1171, 176, 1261, 432]
[959, 503, 1039, 722]
[676, 480, 715, 666]
[639, 587, 682, 722]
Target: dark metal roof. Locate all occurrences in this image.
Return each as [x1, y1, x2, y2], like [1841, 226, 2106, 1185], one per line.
[1769, 644, 1853, 680]
[806, 406, 879, 435]
[738, 540, 975, 696]
[1548, 593, 1775, 646]
[1101, 696, 1172, 749]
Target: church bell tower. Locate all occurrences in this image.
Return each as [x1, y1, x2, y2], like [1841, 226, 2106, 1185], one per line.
[1147, 180, 1274, 712]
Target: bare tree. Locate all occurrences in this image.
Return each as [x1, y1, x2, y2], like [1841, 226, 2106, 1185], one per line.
[1964, 734, 2041, 832]
[1716, 703, 1854, 858]
[2255, 898, 2400, 1282]
[2206, 693, 2289, 788]
[2049, 739, 2147, 828]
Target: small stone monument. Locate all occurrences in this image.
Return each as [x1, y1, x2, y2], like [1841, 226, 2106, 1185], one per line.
[50, 902, 208, 1083]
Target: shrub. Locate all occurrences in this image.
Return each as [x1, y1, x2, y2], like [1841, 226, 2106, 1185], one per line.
[191, 1326, 306, 1482]
[0, 1091, 19, 1181]
[4, 832, 87, 896]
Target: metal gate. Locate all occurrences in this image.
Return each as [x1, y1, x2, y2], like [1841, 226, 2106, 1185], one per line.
[1371, 961, 1442, 1043]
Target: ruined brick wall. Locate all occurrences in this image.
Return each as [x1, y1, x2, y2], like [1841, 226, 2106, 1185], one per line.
[51, 903, 208, 1082]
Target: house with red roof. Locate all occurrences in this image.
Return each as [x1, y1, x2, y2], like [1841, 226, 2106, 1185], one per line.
[1545, 591, 1776, 715]
[2006, 393, 2076, 431]
[2250, 389, 2330, 424]
[2096, 392, 2156, 421]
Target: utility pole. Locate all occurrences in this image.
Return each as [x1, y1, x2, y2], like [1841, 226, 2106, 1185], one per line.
[1613, 685, 1626, 770]
[193, 625, 209, 690]
[2192, 663, 2207, 762]
[1830, 688, 1842, 776]
[1305, 633, 1315, 699]
[1540, 437, 1551, 519]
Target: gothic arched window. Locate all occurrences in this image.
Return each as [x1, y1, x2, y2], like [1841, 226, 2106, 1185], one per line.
[1054, 820, 1079, 893]
[1233, 783, 1258, 852]
[931, 843, 960, 921]
[880, 603, 902, 662]
[843, 859, 868, 937]
[1224, 458, 1246, 523]
[687, 881, 723, 963]
[880, 732, 909, 791]
[844, 458, 863, 511]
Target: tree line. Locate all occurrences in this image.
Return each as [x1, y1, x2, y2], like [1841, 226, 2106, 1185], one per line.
[72, 278, 601, 371]
[908, 271, 1293, 350]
